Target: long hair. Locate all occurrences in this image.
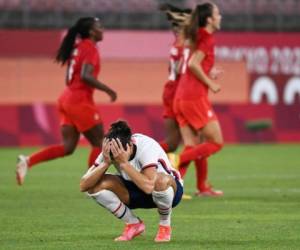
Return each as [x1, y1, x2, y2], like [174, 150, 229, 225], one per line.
[105, 120, 132, 150]
[186, 3, 214, 48]
[55, 17, 96, 65]
[159, 3, 191, 28]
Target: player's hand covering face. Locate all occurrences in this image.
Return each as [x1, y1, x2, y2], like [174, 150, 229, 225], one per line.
[110, 138, 131, 165]
[102, 138, 112, 164]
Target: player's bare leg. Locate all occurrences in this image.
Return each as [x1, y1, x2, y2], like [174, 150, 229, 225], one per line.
[83, 124, 104, 167]
[194, 120, 224, 197]
[161, 118, 181, 153]
[16, 125, 79, 185]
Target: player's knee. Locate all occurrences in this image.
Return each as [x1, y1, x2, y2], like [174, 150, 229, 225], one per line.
[212, 141, 223, 153]
[154, 174, 169, 191]
[215, 137, 224, 145]
[80, 175, 111, 193]
[64, 145, 76, 155]
[167, 135, 181, 152]
[207, 136, 223, 148]
[83, 180, 105, 194]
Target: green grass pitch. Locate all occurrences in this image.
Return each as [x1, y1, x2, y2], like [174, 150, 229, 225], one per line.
[1, 144, 300, 250]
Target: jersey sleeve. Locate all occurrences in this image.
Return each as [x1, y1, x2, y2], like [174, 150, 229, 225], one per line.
[94, 152, 104, 166]
[137, 141, 159, 171]
[82, 47, 99, 66]
[197, 38, 210, 55]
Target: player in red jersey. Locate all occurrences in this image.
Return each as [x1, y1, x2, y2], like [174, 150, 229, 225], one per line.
[173, 2, 224, 197]
[16, 17, 117, 185]
[159, 4, 191, 154]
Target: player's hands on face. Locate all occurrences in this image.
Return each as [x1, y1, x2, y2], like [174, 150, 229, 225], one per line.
[110, 138, 131, 166]
[102, 138, 112, 165]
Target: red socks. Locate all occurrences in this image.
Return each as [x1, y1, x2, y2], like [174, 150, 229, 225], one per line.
[88, 147, 102, 167]
[178, 143, 222, 187]
[28, 145, 101, 169]
[195, 157, 208, 191]
[180, 142, 223, 164]
[28, 145, 65, 168]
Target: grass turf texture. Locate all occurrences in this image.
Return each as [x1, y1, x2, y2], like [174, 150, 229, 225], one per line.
[1, 144, 300, 250]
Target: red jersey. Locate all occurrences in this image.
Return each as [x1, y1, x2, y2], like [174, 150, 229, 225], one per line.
[176, 28, 215, 100]
[162, 41, 183, 118]
[168, 41, 183, 82]
[60, 39, 100, 101]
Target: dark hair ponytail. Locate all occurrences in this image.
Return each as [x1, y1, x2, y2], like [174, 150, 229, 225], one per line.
[105, 120, 132, 149]
[55, 26, 78, 65]
[186, 3, 214, 48]
[55, 17, 97, 65]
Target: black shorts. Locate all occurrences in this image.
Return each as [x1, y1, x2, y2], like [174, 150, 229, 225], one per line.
[118, 176, 183, 209]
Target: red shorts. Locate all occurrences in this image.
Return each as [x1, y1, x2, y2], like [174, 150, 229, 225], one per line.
[58, 95, 102, 132]
[162, 81, 178, 119]
[173, 97, 217, 130]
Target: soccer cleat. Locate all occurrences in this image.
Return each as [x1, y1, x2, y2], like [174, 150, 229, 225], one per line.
[195, 186, 224, 197]
[167, 153, 180, 170]
[154, 225, 171, 242]
[16, 155, 29, 185]
[182, 193, 192, 200]
[114, 220, 145, 241]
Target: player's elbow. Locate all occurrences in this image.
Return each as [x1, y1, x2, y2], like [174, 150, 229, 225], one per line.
[81, 73, 91, 83]
[188, 60, 198, 72]
[79, 178, 89, 192]
[143, 187, 154, 195]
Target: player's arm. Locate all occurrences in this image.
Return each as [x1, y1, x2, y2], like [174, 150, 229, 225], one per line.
[188, 50, 221, 93]
[81, 63, 117, 102]
[121, 162, 157, 194]
[79, 162, 110, 192]
[110, 139, 157, 194]
[174, 58, 182, 78]
[80, 138, 111, 192]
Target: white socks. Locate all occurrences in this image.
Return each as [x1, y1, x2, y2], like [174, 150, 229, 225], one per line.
[152, 186, 174, 226]
[88, 189, 139, 224]
[88, 187, 175, 227]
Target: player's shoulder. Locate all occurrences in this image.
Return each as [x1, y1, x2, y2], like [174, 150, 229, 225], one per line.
[77, 39, 97, 52]
[132, 133, 154, 142]
[132, 133, 158, 147]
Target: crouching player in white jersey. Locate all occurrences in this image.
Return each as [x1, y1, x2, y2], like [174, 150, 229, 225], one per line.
[80, 120, 183, 242]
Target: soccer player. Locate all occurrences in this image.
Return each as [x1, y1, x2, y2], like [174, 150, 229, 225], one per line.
[80, 120, 183, 242]
[16, 17, 117, 185]
[158, 4, 191, 154]
[159, 6, 194, 199]
[173, 2, 224, 196]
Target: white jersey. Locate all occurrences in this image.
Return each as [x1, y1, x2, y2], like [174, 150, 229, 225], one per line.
[95, 133, 183, 185]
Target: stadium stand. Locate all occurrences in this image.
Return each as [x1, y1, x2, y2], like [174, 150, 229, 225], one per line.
[0, 0, 299, 30]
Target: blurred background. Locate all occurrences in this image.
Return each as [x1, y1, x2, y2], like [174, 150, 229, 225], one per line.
[1, 0, 300, 146]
